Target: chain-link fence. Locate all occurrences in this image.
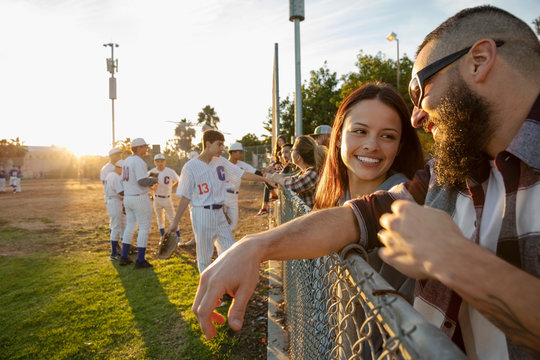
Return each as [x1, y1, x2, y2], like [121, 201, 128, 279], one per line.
[243, 144, 272, 169]
[270, 187, 467, 359]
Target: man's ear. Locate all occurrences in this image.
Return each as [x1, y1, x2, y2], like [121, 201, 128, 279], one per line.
[467, 39, 498, 83]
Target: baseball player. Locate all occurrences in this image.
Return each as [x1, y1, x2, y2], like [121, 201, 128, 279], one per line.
[100, 148, 122, 197]
[225, 142, 262, 230]
[9, 166, 22, 193]
[166, 130, 266, 273]
[104, 159, 125, 260]
[0, 166, 6, 192]
[148, 154, 180, 237]
[120, 138, 158, 269]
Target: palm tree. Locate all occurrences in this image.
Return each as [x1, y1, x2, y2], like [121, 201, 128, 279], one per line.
[174, 119, 197, 157]
[197, 105, 220, 129]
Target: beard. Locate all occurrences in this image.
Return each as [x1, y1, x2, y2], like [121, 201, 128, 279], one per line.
[427, 76, 494, 188]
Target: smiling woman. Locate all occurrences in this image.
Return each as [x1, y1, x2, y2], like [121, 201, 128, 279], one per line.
[314, 81, 424, 209]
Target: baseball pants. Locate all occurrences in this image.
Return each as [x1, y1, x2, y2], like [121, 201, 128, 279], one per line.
[190, 206, 235, 273]
[106, 197, 125, 242]
[10, 177, 20, 192]
[224, 193, 239, 231]
[123, 194, 152, 248]
[153, 196, 177, 230]
[0, 178, 5, 192]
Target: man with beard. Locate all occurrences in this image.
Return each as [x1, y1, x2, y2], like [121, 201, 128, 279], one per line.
[191, 6, 540, 359]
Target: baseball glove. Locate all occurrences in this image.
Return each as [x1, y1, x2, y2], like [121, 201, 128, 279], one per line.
[156, 232, 180, 259]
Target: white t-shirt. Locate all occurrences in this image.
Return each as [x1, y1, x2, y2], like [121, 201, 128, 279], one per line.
[414, 161, 509, 360]
[176, 156, 244, 206]
[104, 171, 124, 198]
[121, 155, 150, 196]
[227, 160, 256, 192]
[148, 167, 180, 197]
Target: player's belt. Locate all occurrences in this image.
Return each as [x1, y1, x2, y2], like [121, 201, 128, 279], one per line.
[203, 204, 223, 210]
[155, 195, 170, 198]
[226, 189, 239, 194]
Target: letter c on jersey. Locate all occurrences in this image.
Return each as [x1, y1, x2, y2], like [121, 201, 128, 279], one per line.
[216, 166, 226, 181]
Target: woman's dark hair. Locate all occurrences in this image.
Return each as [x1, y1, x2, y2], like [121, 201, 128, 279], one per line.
[273, 134, 288, 164]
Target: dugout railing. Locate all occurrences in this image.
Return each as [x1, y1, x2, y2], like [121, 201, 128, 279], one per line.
[269, 187, 467, 359]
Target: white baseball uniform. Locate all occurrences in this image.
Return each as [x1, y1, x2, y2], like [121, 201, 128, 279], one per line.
[100, 162, 115, 203]
[176, 156, 244, 273]
[224, 160, 257, 230]
[121, 155, 153, 248]
[0, 169, 6, 192]
[104, 171, 125, 242]
[148, 167, 180, 231]
[9, 168, 21, 192]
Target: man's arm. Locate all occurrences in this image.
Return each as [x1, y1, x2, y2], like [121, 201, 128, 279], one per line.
[378, 200, 540, 357]
[241, 171, 266, 183]
[166, 196, 191, 234]
[192, 206, 359, 340]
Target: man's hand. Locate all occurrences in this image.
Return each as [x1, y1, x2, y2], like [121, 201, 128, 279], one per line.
[377, 200, 473, 279]
[192, 238, 262, 340]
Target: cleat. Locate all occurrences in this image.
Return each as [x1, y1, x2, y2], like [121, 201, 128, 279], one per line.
[119, 257, 133, 266]
[134, 260, 153, 269]
[109, 254, 120, 261]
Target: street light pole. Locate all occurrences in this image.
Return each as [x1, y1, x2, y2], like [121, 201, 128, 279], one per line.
[386, 32, 400, 89]
[289, 0, 305, 139]
[103, 43, 119, 145]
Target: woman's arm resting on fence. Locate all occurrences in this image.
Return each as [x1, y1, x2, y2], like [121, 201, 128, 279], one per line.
[192, 206, 359, 340]
[377, 200, 540, 357]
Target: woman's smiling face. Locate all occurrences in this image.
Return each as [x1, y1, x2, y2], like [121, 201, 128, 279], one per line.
[340, 98, 402, 186]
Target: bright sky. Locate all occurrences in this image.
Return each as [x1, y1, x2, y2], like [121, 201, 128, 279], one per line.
[1, 0, 538, 156]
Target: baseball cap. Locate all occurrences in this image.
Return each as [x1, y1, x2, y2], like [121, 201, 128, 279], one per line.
[154, 153, 165, 160]
[108, 148, 121, 156]
[310, 125, 332, 136]
[229, 142, 244, 152]
[114, 160, 124, 168]
[131, 138, 148, 148]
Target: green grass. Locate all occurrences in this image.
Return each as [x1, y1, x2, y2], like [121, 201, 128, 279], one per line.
[0, 226, 255, 359]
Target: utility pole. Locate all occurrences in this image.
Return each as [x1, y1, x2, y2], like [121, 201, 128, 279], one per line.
[386, 32, 400, 89]
[103, 43, 119, 145]
[289, 0, 304, 139]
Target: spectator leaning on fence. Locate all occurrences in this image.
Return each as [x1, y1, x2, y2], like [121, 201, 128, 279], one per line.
[192, 5, 540, 359]
[255, 134, 288, 216]
[314, 81, 424, 302]
[255, 143, 297, 217]
[265, 135, 325, 209]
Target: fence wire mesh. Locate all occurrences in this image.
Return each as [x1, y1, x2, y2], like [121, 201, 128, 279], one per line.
[271, 187, 466, 360]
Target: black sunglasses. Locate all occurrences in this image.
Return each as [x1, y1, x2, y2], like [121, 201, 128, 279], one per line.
[408, 40, 504, 108]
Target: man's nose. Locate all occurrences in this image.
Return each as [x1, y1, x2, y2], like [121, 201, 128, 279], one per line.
[411, 106, 428, 128]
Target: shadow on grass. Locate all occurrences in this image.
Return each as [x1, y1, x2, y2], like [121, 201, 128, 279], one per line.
[112, 258, 212, 360]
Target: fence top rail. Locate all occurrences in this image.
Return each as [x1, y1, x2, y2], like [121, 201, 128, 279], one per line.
[335, 244, 467, 360]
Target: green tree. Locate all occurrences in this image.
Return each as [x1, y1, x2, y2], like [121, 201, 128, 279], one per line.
[237, 133, 266, 147]
[533, 16, 540, 36]
[0, 137, 28, 160]
[197, 105, 220, 129]
[341, 50, 414, 103]
[174, 118, 197, 157]
[264, 95, 294, 142]
[264, 62, 340, 139]
[302, 62, 340, 135]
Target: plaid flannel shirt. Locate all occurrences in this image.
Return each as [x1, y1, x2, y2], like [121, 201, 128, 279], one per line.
[283, 167, 319, 208]
[346, 95, 540, 359]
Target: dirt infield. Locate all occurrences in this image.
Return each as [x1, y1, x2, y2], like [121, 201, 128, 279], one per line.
[0, 178, 270, 257]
